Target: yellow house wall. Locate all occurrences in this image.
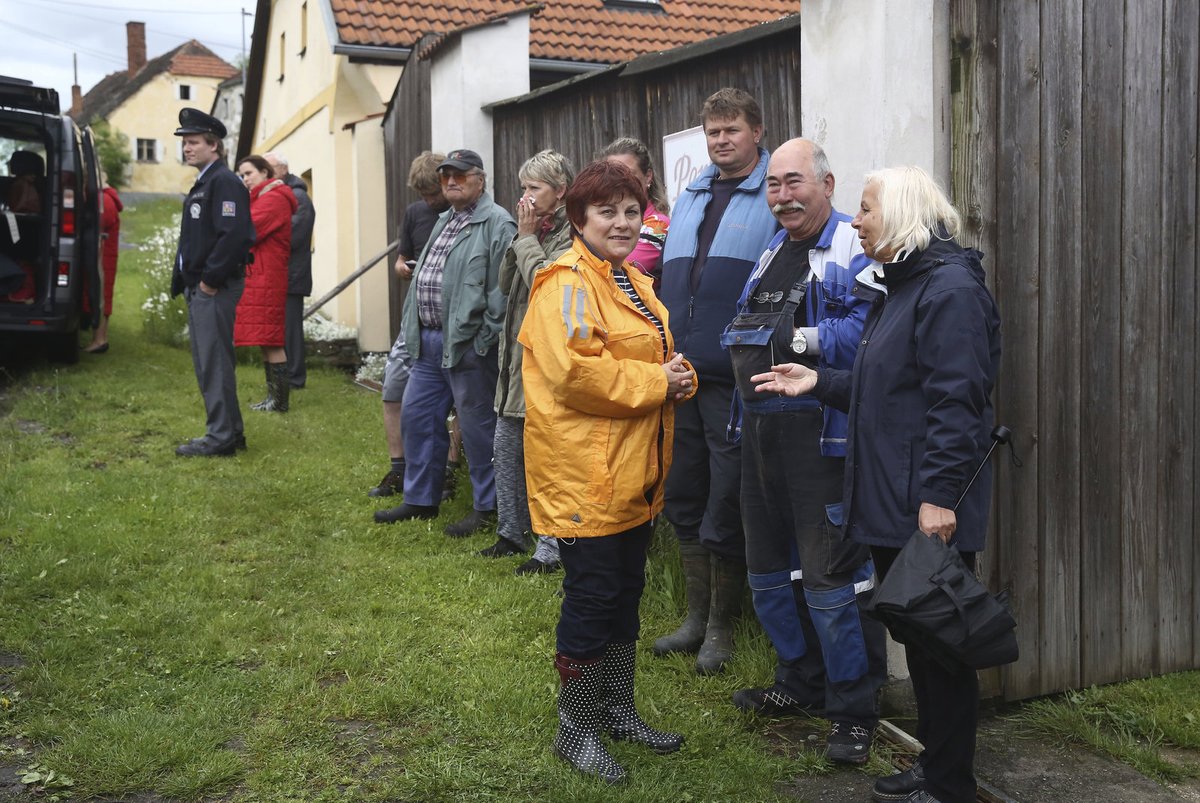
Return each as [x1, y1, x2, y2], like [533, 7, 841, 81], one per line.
[108, 72, 227, 194]
[250, 0, 401, 349]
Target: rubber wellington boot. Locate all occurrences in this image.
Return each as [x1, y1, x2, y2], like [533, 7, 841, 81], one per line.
[652, 541, 711, 655]
[695, 555, 745, 675]
[250, 362, 273, 410]
[553, 653, 626, 784]
[597, 642, 684, 753]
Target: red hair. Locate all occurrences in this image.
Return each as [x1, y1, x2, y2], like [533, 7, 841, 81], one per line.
[564, 160, 648, 232]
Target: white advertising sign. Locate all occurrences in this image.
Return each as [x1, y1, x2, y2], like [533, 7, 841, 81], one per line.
[662, 126, 710, 209]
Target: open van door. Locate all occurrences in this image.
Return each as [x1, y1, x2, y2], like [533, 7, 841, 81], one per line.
[78, 125, 102, 330]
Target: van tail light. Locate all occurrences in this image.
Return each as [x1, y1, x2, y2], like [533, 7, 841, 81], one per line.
[57, 261, 70, 287]
[61, 171, 75, 236]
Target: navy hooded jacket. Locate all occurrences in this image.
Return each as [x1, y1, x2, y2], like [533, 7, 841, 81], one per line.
[812, 238, 1002, 552]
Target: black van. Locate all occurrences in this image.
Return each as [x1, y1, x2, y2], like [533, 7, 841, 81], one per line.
[0, 75, 102, 363]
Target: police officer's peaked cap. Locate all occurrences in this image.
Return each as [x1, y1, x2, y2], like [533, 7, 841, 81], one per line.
[174, 107, 227, 138]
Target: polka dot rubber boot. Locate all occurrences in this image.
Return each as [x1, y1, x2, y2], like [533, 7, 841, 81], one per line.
[552, 653, 626, 784]
[597, 642, 684, 753]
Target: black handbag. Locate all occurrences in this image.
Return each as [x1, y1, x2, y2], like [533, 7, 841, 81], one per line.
[864, 426, 1019, 671]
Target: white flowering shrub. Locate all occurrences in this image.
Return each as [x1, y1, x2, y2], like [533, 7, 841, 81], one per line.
[303, 314, 357, 342]
[140, 215, 189, 345]
[355, 351, 387, 384]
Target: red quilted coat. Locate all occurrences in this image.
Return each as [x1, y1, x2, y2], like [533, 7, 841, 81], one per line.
[235, 178, 296, 347]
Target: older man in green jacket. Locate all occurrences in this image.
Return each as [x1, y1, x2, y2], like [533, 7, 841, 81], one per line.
[375, 149, 516, 536]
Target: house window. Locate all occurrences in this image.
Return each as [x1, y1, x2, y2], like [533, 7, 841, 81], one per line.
[178, 84, 192, 100]
[279, 32, 286, 81]
[136, 138, 158, 163]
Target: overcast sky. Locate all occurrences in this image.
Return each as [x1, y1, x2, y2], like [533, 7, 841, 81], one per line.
[0, 0, 255, 113]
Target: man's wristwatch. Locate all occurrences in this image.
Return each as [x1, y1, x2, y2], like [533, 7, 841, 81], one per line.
[791, 328, 808, 355]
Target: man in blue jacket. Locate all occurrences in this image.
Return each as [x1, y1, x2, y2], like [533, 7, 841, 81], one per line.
[653, 89, 779, 674]
[727, 138, 886, 765]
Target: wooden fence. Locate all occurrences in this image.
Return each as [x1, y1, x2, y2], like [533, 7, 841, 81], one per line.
[951, 0, 1199, 701]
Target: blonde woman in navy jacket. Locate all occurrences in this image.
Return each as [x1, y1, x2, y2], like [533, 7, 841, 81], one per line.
[753, 165, 1001, 803]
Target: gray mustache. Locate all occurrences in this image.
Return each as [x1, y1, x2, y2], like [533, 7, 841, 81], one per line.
[772, 201, 805, 215]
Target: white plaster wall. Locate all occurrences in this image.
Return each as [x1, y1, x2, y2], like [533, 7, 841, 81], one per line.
[801, 0, 951, 684]
[800, 0, 950, 215]
[429, 16, 531, 175]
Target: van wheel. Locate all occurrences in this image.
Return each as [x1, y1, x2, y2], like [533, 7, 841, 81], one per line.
[46, 332, 80, 365]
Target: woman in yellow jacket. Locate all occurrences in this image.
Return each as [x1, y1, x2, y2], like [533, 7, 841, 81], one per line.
[519, 160, 696, 784]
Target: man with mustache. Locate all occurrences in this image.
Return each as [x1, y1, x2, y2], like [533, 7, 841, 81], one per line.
[725, 138, 887, 766]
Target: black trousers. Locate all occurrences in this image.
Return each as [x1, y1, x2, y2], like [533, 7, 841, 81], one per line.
[872, 545, 979, 803]
[556, 522, 653, 659]
[663, 381, 744, 561]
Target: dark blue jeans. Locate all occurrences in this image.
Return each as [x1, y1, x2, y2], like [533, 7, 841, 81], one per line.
[556, 522, 653, 659]
[400, 327, 498, 509]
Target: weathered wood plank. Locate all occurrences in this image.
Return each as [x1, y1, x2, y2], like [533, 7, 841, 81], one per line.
[1119, 0, 1164, 679]
[1158, 0, 1198, 673]
[1078, 0, 1127, 687]
[951, 0, 1007, 700]
[993, 0, 1042, 700]
[1037, 0, 1083, 693]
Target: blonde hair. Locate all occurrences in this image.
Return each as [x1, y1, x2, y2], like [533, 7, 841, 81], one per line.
[864, 165, 961, 259]
[518, 149, 575, 192]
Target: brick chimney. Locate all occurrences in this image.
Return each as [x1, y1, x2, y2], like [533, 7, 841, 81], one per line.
[127, 21, 147, 75]
[70, 85, 83, 116]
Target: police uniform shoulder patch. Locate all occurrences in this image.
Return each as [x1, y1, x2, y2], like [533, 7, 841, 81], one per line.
[222, 201, 236, 217]
[189, 203, 201, 219]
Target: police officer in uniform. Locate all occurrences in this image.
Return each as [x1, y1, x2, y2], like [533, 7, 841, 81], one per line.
[171, 108, 255, 457]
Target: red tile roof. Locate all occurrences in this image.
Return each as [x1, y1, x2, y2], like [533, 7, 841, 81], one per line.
[329, 0, 799, 64]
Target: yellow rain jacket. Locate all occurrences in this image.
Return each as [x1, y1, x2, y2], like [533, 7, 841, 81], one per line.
[518, 238, 696, 537]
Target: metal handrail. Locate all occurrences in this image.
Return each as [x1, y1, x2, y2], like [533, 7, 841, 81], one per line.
[303, 239, 398, 319]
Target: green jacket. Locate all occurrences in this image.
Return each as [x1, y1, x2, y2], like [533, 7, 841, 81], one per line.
[494, 205, 573, 416]
[401, 191, 516, 368]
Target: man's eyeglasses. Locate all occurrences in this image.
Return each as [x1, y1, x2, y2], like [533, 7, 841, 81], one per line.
[440, 170, 481, 185]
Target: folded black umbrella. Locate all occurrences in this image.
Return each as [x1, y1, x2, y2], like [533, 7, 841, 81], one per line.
[864, 426, 1019, 672]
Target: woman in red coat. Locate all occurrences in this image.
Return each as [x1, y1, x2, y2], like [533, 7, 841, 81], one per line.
[84, 181, 123, 353]
[235, 155, 297, 412]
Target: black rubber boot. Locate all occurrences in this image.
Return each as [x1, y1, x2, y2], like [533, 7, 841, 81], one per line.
[598, 642, 684, 753]
[250, 362, 272, 410]
[553, 653, 626, 784]
[695, 554, 745, 675]
[652, 541, 711, 655]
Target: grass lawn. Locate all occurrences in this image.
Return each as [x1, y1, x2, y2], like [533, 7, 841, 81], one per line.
[0, 200, 834, 801]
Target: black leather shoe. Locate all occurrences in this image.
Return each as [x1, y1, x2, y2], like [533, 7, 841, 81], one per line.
[368, 469, 404, 498]
[175, 438, 237, 457]
[444, 509, 497, 538]
[477, 538, 525, 558]
[873, 758, 925, 801]
[515, 557, 560, 575]
[374, 503, 438, 524]
[234, 433, 247, 451]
